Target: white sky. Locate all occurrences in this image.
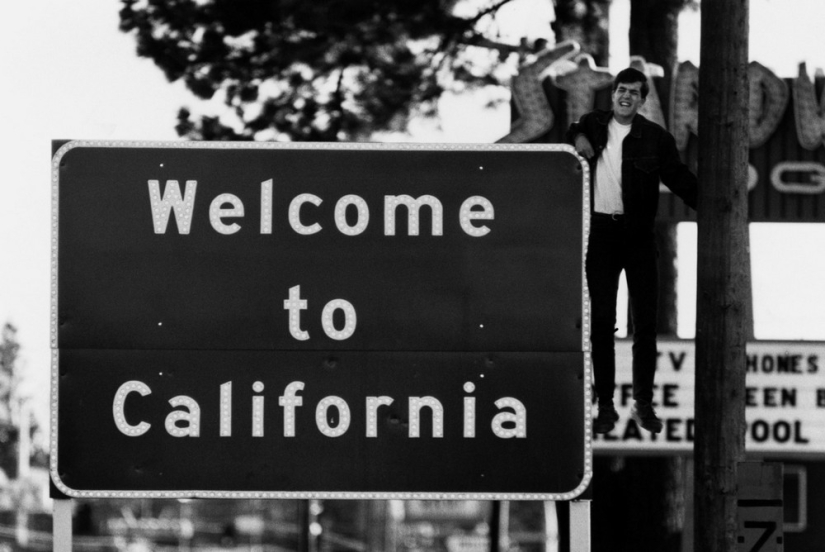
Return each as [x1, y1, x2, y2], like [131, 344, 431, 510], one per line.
[1, 0, 824, 434]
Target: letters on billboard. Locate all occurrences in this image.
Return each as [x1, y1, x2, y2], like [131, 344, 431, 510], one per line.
[594, 340, 825, 456]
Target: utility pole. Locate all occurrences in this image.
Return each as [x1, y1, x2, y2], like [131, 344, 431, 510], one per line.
[694, 0, 750, 550]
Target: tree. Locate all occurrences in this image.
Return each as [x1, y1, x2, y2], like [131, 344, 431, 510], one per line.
[0, 322, 42, 479]
[551, 0, 612, 66]
[0, 324, 20, 421]
[118, 0, 533, 142]
[629, 0, 695, 103]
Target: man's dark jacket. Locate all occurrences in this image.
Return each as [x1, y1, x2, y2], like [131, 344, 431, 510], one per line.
[566, 109, 698, 232]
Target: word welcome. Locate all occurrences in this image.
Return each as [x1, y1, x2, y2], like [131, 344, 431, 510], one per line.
[112, 380, 528, 440]
[148, 179, 495, 236]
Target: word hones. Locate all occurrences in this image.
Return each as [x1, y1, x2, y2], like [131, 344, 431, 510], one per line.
[148, 179, 495, 237]
[113, 380, 527, 440]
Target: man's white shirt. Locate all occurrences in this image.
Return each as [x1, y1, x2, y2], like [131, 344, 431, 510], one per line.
[594, 117, 632, 214]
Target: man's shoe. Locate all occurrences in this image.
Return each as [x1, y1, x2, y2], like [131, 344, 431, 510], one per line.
[593, 403, 620, 434]
[631, 402, 663, 434]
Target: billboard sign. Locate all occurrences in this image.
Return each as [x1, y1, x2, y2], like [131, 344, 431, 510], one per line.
[51, 140, 592, 499]
[594, 339, 825, 456]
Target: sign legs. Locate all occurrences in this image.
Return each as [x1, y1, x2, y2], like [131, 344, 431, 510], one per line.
[570, 500, 591, 551]
[54, 498, 73, 552]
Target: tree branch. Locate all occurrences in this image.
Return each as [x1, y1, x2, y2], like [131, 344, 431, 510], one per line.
[469, 0, 518, 23]
[462, 35, 523, 55]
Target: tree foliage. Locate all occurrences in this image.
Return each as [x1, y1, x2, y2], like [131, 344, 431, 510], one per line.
[0, 323, 20, 424]
[119, 0, 532, 142]
[0, 323, 43, 478]
[551, 0, 612, 66]
[551, 0, 696, 73]
[629, 0, 696, 97]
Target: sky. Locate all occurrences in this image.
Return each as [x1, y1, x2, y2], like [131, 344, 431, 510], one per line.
[1, 0, 824, 438]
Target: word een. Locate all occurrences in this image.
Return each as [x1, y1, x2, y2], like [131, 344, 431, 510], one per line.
[148, 179, 495, 236]
[611, 382, 813, 409]
[112, 380, 527, 439]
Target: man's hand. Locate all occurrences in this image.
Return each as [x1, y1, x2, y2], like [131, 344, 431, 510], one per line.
[574, 134, 594, 159]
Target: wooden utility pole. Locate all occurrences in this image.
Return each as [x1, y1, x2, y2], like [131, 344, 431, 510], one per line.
[694, 0, 750, 550]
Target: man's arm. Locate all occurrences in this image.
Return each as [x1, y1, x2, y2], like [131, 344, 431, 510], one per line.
[574, 134, 595, 159]
[566, 114, 595, 159]
[658, 130, 698, 210]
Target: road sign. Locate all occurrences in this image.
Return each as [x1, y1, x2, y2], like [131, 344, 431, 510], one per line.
[51, 140, 592, 499]
[737, 462, 784, 552]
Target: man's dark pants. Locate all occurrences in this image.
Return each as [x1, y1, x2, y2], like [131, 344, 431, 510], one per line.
[586, 213, 659, 406]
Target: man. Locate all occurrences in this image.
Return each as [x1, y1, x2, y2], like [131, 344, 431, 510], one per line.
[567, 67, 697, 434]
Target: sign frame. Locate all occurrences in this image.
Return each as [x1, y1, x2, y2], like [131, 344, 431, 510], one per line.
[50, 140, 593, 500]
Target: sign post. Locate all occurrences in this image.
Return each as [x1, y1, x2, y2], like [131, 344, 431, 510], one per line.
[53, 499, 72, 552]
[52, 141, 591, 507]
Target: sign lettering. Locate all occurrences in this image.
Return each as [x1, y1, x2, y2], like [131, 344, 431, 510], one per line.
[594, 340, 825, 455]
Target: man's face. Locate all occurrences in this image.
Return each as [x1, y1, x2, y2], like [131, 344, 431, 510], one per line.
[611, 81, 646, 124]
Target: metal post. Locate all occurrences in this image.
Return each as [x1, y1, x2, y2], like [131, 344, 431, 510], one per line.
[498, 500, 510, 551]
[569, 500, 591, 551]
[489, 501, 501, 552]
[54, 499, 73, 552]
[543, 501, 560, 552]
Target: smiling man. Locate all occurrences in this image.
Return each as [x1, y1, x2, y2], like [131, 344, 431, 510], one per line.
[566, 67, 698, 435]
